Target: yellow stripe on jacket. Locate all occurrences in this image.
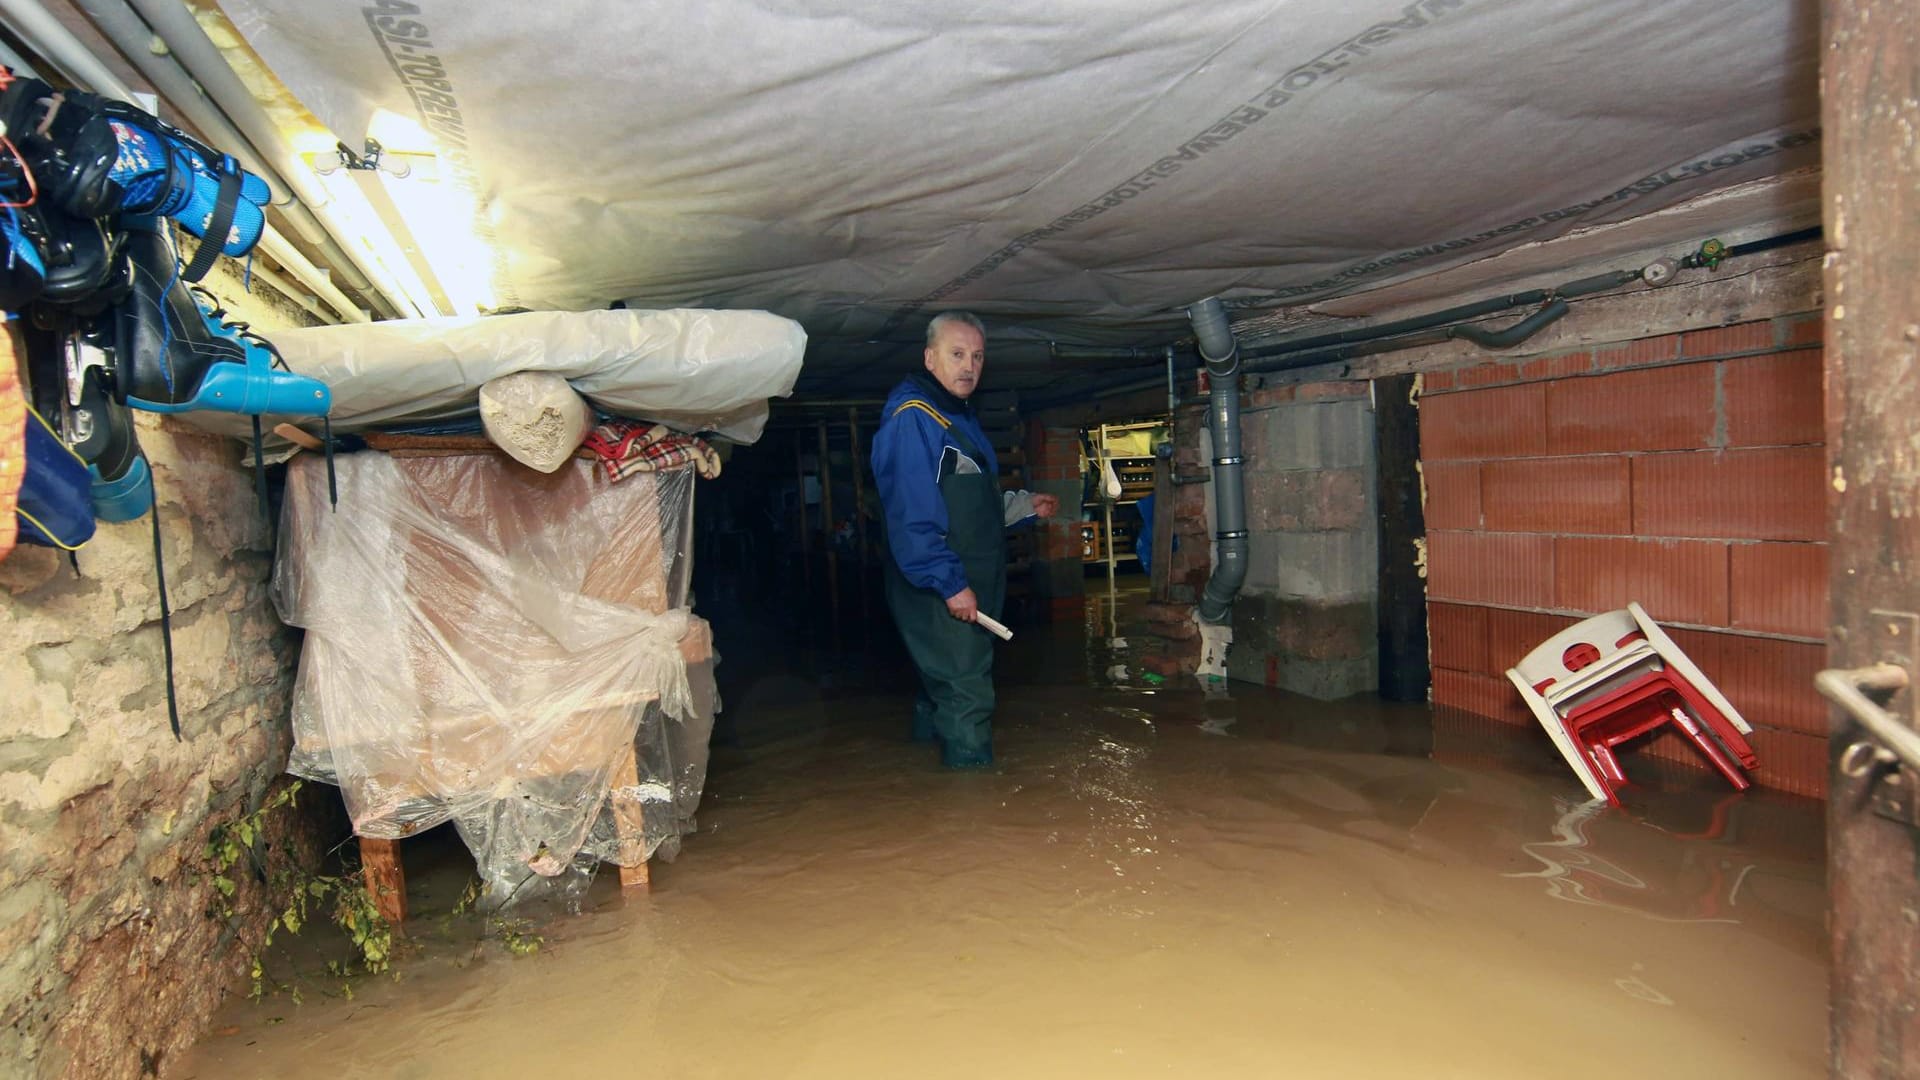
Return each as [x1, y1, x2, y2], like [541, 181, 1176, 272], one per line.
[891, 399, 951, 429]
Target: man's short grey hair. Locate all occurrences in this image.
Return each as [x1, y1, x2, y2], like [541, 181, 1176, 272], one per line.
[925, 310, 987, 349]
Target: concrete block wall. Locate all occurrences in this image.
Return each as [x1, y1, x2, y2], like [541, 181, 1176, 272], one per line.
[1421, 312, 1828, 798]
[1158, 383, 1379, 697]
[1, 258, 321, 1077]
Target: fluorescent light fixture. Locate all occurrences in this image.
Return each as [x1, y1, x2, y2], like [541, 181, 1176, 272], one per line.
[313, 167, 438, 318]
[366, 109, 498, 315]
[300, 109, 501, 317]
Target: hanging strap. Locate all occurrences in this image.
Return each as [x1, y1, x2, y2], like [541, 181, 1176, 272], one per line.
[250, 414, 275, 549]
[148, 486, 180, 740]
[322, 414, 337, 510]
[181, 155, 242, 283]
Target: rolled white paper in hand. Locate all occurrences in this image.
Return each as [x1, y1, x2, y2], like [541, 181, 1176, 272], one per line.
[974, 611, 1014, 641]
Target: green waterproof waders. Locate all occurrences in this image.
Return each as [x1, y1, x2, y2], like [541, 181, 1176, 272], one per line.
[883, 414, 1006, 768]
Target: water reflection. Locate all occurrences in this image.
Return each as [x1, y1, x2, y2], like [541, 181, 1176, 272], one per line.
[1506, 792, 1817, 928]
[179, 585, 1827, 1080]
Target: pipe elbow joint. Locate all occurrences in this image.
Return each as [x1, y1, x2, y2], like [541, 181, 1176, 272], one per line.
[1197, 536, 1249, 624]
[1188, 296, 1239, 371]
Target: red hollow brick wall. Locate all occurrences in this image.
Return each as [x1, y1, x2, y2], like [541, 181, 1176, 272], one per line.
[1422, 312, 1828, 799]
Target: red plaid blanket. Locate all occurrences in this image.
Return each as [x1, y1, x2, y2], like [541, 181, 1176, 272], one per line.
[581, 421, 721, 483]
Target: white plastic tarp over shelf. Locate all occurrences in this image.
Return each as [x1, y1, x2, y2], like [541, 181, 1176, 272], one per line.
[189, 308, 805, 443]
[218, 0, 1819, 353]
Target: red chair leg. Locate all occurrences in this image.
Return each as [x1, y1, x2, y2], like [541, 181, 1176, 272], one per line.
[1668, 706, 1752, 792]
[1570, 695, 1671, 801]
[1665, 676, 1758, 768]
[1575, 739, 1625, 804]
[1587, 741, 1628, 786]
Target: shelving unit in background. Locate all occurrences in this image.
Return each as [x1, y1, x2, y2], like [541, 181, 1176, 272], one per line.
[1083, 420, 1165, 580]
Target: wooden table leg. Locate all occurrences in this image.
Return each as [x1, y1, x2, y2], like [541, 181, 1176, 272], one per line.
[359, 837, 408, 926]
[608, 746, 653, 892]
[618, 860, 651, 890]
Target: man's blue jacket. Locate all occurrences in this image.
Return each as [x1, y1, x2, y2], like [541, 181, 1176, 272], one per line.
[871, 373, 1037, 599]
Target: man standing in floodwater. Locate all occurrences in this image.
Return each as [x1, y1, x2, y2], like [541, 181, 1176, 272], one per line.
[871, 311, 1059, 767]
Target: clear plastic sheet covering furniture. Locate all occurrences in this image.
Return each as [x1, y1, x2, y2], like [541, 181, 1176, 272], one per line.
[274, 451, 714, 907]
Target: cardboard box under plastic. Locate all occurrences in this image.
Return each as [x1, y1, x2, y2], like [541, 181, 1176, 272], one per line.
[276, 452, 715, 906]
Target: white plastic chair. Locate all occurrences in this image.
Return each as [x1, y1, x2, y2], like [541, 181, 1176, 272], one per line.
[1627, 602, 1754, 742]
[1506, 603, 1758, 803]
[1505, 608, 1652, 803]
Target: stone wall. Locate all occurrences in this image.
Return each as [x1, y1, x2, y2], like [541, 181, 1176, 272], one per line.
[1, 261, 322, 1077]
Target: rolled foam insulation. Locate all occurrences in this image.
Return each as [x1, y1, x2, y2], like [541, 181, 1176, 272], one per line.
[479, 371, 595, 473]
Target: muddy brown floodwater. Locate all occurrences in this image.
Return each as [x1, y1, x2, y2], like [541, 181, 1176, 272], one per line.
[178, 588, 1826, 1079]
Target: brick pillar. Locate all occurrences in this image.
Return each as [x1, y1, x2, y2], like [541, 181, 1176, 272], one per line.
[1024, 421, 1085, 618]
[1138, 402, 1211, 675]
[1167, 401, 1213, 604]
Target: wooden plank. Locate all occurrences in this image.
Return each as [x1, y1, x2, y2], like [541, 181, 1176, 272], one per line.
[1150, 453, 1173, 602]
[849, 408, 870, 622]
[362, 432, 499, 453]
[359, 837, 407, 927]
[818, 420, 839, 640]
[1823, 0, 1920, 1074]
[272, 422, 323, 450]
[1028, 386, 1172, 430]
[795, 430, 810, 589]
[1375, 373, 1429, 702]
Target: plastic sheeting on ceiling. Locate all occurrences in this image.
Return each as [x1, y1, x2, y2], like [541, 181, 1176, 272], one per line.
[217, 0, 1819, 385]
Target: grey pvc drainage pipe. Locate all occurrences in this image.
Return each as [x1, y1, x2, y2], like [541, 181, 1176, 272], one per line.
[1186, 297, 1247, 626]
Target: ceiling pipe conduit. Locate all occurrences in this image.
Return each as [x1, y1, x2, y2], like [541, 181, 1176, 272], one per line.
[0, 0, 124, 93]
[1049, 342, 1164, 362]
[1236, 229, 1819, 372]
[118, 0, 413, 318]
[74, 0, 293, 213]
[74, 0, 382, 319]
[0, 0, 368, 322]
[0, 33, 39, 77]
[1239, 268, 1638, 367]
[243, 259, 339, 324]
[257, 228, 368, 322]
[1449, 299, 1570, 349]
[1058, 227, 1824, 405]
